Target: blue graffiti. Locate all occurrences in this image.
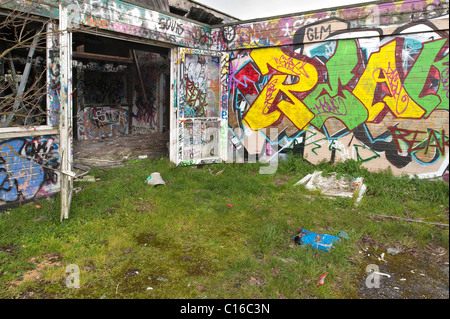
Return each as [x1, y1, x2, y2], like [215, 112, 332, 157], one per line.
[0, 137, 59, 204]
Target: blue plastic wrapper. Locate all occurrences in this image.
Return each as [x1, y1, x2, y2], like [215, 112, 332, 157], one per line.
[293, 229, 340, 252]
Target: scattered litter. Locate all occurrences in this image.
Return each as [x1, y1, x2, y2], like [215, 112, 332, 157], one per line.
[294, 171, 367, 205]
[146, 287, 153, 290]
[387, 248, 402, 255]
[197, 285, 205, 292]
[145, 172, 165, 186]
[227, 203, 233, 207]
[279, 257, 297, 264]
[316, 272, 328, 287]
[378, 253, 386, 262]
[138, 155, 148, 159]
[400, 278, 406, 281]
[216, 168, 225, 175]
[338, 230, 350, 240]
[35, 205, 41, 209]
[157, 277, 169, 282]
[75, 175, 96, 183]
[293, 228, 340, 252]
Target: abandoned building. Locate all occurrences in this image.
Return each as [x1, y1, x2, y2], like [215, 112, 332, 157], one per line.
[0, 0, 449, 219]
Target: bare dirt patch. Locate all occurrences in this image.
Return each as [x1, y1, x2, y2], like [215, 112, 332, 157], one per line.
[9, 253, 63, 287]
[354, 238, 449, 299]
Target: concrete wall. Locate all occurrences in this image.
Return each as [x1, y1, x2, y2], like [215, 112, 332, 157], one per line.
[1, 0, 448, 208]
[221, 0, 449, 177]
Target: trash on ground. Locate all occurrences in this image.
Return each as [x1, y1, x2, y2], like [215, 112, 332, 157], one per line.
[316, 272, 328, 287]
[387, 248, 402, 255]
[138, 155, 148, 159]
[338, 230, 350, 240]
[75, 175, 96, 182]
[279, 257, 297, 264]
[294, 171, 367, 204]
[216, 168, 225, 175]
[293, 228, 340, 252]
[145, 172, 165, 186]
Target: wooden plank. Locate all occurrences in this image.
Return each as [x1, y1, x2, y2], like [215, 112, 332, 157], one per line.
[72, 51, 133, 63]
[131, 49, 148, 103]
[0, 128, 59, 139]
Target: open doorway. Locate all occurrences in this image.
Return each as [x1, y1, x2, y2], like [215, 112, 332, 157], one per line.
[71, 32, 171, 165]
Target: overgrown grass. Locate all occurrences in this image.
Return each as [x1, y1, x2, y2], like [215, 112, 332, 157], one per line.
[0, 155, 448, 299]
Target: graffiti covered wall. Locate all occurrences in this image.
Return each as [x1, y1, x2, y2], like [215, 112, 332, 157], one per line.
[1, 0, 449, 212]
[132, 50, 169, 134]
[176, 48, 229, 165]
[224, 0, 449, 177]
[74, 61, 130, 140]
[69, 0, 214, 49]
[0, 136, 60, 206]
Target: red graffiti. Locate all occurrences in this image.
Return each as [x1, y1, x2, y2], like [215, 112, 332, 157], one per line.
[232, 62, 260, 95]
[388, 127, 448, 155]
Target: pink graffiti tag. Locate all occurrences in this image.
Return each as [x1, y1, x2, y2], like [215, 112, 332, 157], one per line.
[374, 62, 410, 115]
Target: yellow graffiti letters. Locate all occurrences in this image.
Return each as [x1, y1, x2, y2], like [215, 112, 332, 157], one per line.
[353, 39, 425, 121]
[244, 48, 317, 130]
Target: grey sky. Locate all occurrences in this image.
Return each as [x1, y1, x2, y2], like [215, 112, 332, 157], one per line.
[194, 0, 376, 20]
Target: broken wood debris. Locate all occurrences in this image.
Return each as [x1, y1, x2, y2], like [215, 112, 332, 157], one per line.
[295, 171, 367, 204]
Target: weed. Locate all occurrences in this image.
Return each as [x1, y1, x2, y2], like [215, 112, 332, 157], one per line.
[0, 156, 448, 299]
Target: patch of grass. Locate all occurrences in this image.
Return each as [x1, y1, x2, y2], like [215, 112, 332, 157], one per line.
[0, 156, 448, 299]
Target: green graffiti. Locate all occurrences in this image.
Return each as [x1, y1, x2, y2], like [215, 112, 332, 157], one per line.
[303, 40, 368, 131]
[403, 39, 449, 116]
[354, 144, 381, 163]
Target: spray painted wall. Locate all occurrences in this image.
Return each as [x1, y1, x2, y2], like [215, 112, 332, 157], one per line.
[74, 61, 130, 140]
[0, 19, 61, 206]
[0, 136, 60, 205]
[132, 50, 169, 134]
[224, 0, 449, 177]
[1, 0, 448, 209]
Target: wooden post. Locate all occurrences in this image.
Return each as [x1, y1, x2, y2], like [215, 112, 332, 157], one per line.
[59, 4, 74, 221]
[169, 48, 177, 164]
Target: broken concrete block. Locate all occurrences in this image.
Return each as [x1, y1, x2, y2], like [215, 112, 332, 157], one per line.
[295, 171, 367, 204]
